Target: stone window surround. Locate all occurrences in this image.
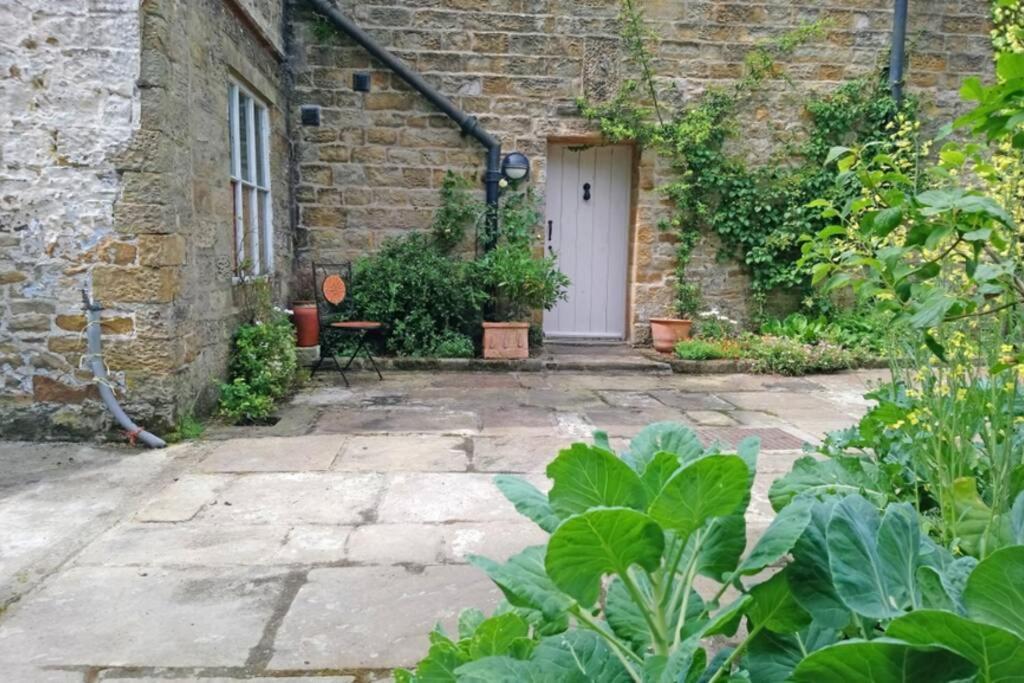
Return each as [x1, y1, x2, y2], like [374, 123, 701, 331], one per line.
[229, 78, 274, 281]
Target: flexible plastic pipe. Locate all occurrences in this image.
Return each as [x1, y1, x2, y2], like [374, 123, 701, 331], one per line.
[81, 289, 166, 448]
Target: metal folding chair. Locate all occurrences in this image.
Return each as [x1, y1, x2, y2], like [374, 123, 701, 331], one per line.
[311, 262, 384, 386]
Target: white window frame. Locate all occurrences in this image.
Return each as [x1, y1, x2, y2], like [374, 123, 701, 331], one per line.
[229, 80, 274, 280]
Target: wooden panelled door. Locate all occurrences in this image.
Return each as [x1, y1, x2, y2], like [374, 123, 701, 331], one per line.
[543, 143, 632, 339]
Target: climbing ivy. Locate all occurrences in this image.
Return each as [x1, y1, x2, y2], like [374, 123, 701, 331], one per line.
[579, 2, 914, 319]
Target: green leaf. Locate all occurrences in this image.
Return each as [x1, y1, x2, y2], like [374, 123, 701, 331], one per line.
[789, 500, 851, 629]
[886, 610, 1024, 682]
[964, 546, 1024, 640]
[414, 637, 469, 682]
[997, 52, 1024, 82]
[459, 608, 487, 639]
[470, 613, 530, 658]
[791, 640, 976, 682]
[873, 207, 903, 236]
[825, 146, 852, 167]
[768, 455, 888, 511]
[469, 546, 575, 620]
[545, 508, 664, 606]
[703, 595, 753, 638]
[827, 496, 911, 619]
[745, 622, 838, 683]
[748, 570, 812, 634]
[737, 496, 813, 575]
[961, 76, 985, 101]
[625, 422, 703, 472]
[1012, 492, 1024, 544]
[915, 566, 955, 612]
[494, 476, 560, 533]
[546, 444, 646, 517]
[909, 290, 955, 329]
[951, 477, 1015, 557]
[530, 630, 632, 682]
[607, 573, 701, 650]
[640, 450, 683, 501]
[877, 503, 921, 610]
[455, 656, 533, 682]
[648, 455, 751, 539]
[691, 514, 747, 580]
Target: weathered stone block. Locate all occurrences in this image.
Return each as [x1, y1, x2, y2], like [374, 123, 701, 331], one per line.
[54, 314, 134, 335]
[138, 234, 186, 266]
[32, 376, 100, 404]
[92, 266, 180, 303]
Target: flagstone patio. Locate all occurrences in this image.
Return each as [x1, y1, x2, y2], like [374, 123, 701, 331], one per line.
[0, 368, 886, 682]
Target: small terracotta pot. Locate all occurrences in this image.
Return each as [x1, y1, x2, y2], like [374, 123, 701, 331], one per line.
[650, 317, 692, 353]
[292, 301, 320, 348]
[482, 321, 530, 360]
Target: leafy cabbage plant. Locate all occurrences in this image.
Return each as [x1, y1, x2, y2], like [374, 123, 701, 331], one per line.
[395, 423, 1024, 682]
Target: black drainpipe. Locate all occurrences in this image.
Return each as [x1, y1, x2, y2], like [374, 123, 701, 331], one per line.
[889, 0, 908, 104]
[304, 0, 502, 246]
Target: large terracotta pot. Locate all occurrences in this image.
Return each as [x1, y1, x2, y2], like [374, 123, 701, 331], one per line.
[292, 302, 320, 348]
[482, 321, 529, 360]
[650, 317, 692, 353]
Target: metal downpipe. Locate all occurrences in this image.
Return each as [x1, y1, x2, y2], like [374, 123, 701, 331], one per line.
[303, 0, 502, 242]
[889, 0, 908, 104]
[82, 289, 167, 448]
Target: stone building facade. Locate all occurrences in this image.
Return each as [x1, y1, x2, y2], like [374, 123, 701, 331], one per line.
[289, 0, 993, 339]
[0, 0, 993, 439]
[1, 0, 290, 439]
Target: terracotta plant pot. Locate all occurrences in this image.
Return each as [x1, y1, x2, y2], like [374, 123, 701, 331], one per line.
[482, 321, 530, 360]
[650, 317, 692, 353]
[291, 301, 320, 348]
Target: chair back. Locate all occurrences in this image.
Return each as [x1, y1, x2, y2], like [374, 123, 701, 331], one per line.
[312, 262, 355, 322]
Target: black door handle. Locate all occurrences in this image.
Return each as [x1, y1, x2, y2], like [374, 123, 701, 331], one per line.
[547, 220, 553, 241]
[583, 183, 592, 201]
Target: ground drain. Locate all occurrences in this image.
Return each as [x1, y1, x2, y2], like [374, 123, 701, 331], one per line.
[694, 427, 805, 451]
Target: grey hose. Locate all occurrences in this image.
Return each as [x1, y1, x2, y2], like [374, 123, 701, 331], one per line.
[81, 289, 166, 448]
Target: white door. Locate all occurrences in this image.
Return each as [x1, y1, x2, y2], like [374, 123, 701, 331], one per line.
[543, 143, 632, 339]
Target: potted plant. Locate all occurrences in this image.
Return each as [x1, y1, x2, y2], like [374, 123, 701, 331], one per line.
[476, 243, 569, 359]
[650, 280, 699, 352]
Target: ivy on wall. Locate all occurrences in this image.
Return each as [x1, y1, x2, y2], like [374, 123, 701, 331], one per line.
[579, 1, 912, 320]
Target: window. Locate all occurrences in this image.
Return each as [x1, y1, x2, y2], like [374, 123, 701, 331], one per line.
[229, 81, 273, 278]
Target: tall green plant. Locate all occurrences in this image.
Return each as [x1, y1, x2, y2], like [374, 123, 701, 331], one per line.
[396, 422, 1024, 681]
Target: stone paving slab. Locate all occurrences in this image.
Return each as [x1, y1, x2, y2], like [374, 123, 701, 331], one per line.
[135, 474, 232, 523]
[377, 473, 526, 523]
[334, 434, 467, 472]
[316, 406, 479, 434]
[75, 523, 293, 567]
[269, 565, 500, 670]
[198, 435, 346, 472]
[198, 473, 384, 526]
[471, 434, 570, 472]
[0, 567, 285, 667]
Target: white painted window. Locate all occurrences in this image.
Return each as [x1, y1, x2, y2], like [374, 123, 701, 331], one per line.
[229, 81, 273, 279]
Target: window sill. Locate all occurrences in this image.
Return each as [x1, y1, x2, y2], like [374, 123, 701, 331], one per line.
[232, 274, 272, 286]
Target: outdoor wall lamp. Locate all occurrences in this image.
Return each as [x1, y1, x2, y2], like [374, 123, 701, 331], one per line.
[501, 151, 530, 181]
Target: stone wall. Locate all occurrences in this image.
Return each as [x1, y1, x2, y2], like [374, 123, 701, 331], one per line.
[290, 0, 993, 340]
[120, 0, 292, 429]
[0, 1, 144, 438]
[0, 0, 290, 439]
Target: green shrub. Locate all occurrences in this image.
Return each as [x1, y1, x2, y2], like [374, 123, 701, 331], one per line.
[474, 243, 568, 322]
[674, 338, 742, 360]
[747, 335, 853, 375]
[218, 313, 298, 423]
[430, 331, 474, 359]
[351, 233, 487, 356]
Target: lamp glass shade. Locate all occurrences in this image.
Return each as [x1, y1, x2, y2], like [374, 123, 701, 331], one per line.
[501, 152, 530, 180]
